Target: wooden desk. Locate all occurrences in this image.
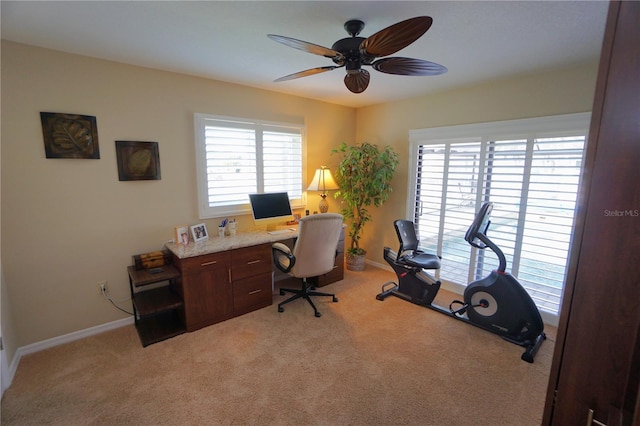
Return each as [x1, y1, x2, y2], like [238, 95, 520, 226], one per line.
[164, 226, 344, 332]
[166, 227, 299, 260]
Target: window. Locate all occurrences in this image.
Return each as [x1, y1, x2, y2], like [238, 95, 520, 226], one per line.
[194, 114, 304, 219]
[408, 113, 590, 322]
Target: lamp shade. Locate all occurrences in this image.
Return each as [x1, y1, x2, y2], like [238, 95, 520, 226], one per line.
[307, 166, 339, 192]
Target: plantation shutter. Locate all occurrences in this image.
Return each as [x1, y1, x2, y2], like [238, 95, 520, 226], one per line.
[195, 114, 304, 218]
[262, 126, 303, 198]
[409, 114, 589, 321]
[203, 120, 257, 208]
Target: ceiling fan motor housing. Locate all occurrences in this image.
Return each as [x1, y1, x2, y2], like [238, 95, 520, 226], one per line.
[331, 37, 368, 71]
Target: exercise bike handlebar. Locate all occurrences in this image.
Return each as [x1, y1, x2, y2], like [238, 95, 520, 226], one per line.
[470, 232, 507, 273]
[465, 202, 507, 273]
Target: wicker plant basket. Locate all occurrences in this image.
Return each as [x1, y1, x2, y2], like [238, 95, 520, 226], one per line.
[346, 252, 366, 271]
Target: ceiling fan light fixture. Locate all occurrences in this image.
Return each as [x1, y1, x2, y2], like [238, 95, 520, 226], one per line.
[344, 69, 370, 94]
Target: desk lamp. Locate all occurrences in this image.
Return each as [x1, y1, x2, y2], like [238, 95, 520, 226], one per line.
[307, 166, 339, 213]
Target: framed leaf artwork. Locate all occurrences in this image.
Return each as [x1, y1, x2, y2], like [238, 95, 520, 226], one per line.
[115, 141, 161, 181]
[40, 112, 100, 159]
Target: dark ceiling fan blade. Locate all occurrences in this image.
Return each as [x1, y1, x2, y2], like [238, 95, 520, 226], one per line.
[267, 34, 344, 60]
[274, 66, 340, 82]
[344, 70, 370, 93]
[372, 57, 447, 76]
[360, 16, 433, 58]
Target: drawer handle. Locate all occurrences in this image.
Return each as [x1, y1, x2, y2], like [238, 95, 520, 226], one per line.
[248, 289, 262, 295]
[247, 259, 261, 265]
[201, 260, 217, 267]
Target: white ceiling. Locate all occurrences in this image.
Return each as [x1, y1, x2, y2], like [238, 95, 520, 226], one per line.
[1, 1, 609, 108]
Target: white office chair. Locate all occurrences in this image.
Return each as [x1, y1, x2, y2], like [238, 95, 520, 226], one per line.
[272, 213, 343, 317]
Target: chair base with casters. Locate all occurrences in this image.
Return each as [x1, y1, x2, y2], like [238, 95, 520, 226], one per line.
[278, 278, 338, 317]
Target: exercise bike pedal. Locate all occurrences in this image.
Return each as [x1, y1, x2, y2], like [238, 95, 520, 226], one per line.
[449, 300, 468, 317]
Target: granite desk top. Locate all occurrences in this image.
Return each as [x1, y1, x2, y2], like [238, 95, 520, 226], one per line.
[165, 228, 298, 259]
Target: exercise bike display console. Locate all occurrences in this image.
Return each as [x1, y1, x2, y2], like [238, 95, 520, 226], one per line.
[376, 202, 546, 363]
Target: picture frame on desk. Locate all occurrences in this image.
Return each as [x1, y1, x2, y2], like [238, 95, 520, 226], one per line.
[190, 223, 209, 242]
[174, 225, 190, 246]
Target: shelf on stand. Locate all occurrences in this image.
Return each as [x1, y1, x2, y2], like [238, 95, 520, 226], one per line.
[135, 310, 186, 347]
[133, 286, 183, 317]
[127, 260, 185, 347]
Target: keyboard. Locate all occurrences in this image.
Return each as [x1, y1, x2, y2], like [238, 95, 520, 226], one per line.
[267, 228, 296, 235]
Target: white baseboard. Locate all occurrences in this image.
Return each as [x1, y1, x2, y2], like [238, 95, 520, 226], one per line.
[1, 343, 9, 398]
[4, 317, 133, 396]
[364, 258, 391, 272]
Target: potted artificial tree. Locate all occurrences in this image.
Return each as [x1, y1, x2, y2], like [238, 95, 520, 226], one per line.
[333, 141, 399, 271]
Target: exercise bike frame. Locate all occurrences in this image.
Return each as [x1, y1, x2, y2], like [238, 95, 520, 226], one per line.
[376, 204, 546, 363]
[377, 248, 545, 362]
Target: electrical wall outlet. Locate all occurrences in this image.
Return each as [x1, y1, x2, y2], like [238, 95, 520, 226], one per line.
[98, 280, 108, 295]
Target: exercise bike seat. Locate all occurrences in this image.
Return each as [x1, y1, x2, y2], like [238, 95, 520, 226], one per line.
[394, 220, 441, 270]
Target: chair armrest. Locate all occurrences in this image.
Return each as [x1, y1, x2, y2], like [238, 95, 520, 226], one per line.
[272, 242, 295, 273]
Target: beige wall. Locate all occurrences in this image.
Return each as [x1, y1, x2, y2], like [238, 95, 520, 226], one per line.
[1, 39, 600, 365]
[354, 62, 600, 267]
[0, 41, 355, 354]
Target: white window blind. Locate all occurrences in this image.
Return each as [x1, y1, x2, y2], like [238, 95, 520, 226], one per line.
[408, 113, 590, 322]
[195, 114, 304, 219]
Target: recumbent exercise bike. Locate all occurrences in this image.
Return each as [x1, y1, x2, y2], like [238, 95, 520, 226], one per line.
[376, 202, 546, 363]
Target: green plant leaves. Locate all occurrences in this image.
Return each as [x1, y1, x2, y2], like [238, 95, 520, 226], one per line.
[333, 141, 399, 253]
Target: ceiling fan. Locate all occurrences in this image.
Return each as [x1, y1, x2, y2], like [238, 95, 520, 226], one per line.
[267, 16, 447, 94]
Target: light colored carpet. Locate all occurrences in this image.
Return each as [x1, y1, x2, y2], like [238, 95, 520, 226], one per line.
[1, 266, 555, 425]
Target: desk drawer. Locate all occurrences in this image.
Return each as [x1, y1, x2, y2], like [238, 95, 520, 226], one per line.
[315, 246, 345, 287]
[233, 272, 272, 316]
[315, 262, 344, 287]
[232, 244, 272, 280]
[178, 251, 230, 274]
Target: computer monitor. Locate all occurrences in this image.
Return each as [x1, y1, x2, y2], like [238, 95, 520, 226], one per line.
[248, 192, 294, 231]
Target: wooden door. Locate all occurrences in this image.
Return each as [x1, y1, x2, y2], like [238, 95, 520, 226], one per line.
[543, 1, 640, 424]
